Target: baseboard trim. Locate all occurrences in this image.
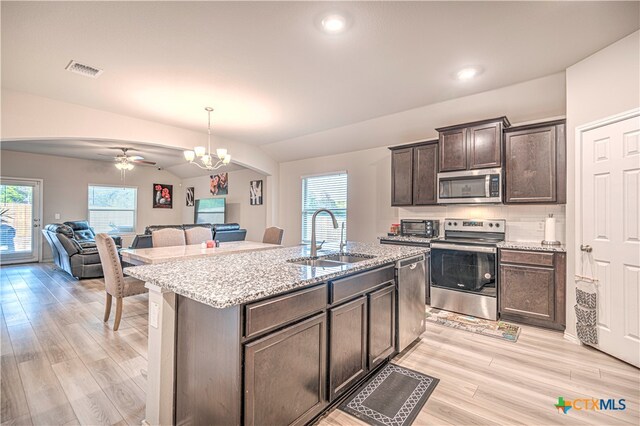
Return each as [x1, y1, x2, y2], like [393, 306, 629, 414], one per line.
[563, 331, 581, 345]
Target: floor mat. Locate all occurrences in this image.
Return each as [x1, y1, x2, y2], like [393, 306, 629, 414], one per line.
[339, 363, 439, 426]
[425, 307, 521, 342]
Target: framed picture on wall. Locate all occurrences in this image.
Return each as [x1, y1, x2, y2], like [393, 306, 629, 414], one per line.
[250, 180, 263, 205]
[186, 187, 194, 206]
[153, 183, 173, 208]
[210, 173, 228, 196]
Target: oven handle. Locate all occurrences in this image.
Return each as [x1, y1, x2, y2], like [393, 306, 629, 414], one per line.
[430, 242, 496, 254]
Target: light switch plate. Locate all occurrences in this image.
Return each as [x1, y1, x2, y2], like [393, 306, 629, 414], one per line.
[54, 213, 61, 220]
[150, 302, 159, 328]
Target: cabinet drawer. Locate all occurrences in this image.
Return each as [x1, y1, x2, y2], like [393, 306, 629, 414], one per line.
[499, 250, 554, 267]
[330, 265, 395, 305]
[245, 284, 327, 339]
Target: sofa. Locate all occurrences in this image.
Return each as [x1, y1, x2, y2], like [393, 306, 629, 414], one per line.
[42, 221, 122, 279]
[129, 223, 247, 249]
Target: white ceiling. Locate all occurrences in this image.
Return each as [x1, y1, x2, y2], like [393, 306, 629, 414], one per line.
[2, 2, 638, 152]
[0, 139, 246, 179]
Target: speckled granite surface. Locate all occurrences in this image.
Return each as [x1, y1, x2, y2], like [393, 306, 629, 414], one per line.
[124, 242, 427, 308]
[378, 235, 435, 244]
[497, 241, 566, 252]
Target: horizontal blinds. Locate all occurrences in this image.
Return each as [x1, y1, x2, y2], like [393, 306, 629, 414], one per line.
[302, 173, 347, 246]
[88, 186, 137, 234]
[0, 184, 33, 254]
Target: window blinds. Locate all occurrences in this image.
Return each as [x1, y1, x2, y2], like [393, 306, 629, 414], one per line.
[88, 185, 137, 234]
[301, 173, 347, 247]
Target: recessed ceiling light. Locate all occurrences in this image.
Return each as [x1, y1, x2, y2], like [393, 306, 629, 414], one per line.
[321, 14, 347, 34]
[456, 67, 480, 81]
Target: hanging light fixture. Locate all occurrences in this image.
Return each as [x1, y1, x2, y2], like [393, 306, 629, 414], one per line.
[184, 107, 231, 170]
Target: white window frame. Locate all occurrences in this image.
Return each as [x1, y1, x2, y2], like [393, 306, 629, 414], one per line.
[87, 184, 138, 236]
[300, 171, 348, 246]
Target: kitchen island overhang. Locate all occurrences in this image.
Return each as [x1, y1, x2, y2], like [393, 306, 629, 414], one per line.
[125, 242, 428, 426]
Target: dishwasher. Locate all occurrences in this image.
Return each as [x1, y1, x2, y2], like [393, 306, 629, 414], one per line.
[396, 254, 427, 352]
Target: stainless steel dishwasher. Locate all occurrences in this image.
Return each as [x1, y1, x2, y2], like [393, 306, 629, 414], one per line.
[396, 254, 427, 352]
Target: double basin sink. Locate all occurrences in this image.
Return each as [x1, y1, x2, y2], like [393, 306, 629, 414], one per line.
[288, 253, 375, 268]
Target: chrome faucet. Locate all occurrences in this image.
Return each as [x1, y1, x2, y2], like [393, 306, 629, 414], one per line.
[310, 208, 338, 258]
[339, 222, 346, 254]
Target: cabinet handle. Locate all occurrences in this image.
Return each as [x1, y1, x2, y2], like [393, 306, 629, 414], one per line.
[580, 245, 593, 253]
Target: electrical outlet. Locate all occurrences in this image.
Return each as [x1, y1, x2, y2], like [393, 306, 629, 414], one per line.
[537, 221, 545, 231]
[54, 213, 61, 220]
[150, 302, 159, 328]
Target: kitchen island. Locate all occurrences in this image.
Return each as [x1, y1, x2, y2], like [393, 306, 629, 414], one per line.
[124, 242, 428, 426]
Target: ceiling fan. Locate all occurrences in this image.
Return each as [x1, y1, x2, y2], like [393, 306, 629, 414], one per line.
[101, 147, 157, 170]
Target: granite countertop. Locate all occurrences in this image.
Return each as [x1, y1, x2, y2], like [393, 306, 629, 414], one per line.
[378, 235, 434, 244]
[124, 242, 427, 309]
[497, 241, 566, 252]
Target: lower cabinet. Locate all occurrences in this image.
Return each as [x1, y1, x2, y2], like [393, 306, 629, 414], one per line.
[244, 313, 327, 426]
[329, 296, 368, 401]
[368, 285, 396, 369]
[499, 249, 566, 330]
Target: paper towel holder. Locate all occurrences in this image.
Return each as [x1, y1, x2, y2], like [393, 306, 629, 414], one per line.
[542, 213, 561, 246]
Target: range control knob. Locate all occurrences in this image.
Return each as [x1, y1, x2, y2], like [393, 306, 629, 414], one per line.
[453, 222, 458, 226]
[448, 222, 452, 226]
[489, 223, 494, 227]
[495, 223, 500, 228]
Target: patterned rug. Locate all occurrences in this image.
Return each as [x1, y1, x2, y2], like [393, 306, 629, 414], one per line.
[339, 363, 439, 426]
[425, 308, 521, 342]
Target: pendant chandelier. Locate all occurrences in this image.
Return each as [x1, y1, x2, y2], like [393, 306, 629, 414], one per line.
[183, 107, 231, 170]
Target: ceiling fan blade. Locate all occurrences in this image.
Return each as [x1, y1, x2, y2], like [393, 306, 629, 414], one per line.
[132, 160, 157, 165]
[128, 155, 145, 161]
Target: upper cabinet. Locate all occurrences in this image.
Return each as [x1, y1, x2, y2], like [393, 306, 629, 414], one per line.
[390, 140, 438, 206]
[504, 120, 566, 204]
[436, 117, 510, 172]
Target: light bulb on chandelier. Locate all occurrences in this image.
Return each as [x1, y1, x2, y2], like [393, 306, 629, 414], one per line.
[184, 107, 231, 170]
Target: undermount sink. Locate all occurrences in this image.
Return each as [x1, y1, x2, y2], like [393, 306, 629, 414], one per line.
[287, 253, 376, 268]
[288, 258, 347, 268]
[322, 253, 375, 263]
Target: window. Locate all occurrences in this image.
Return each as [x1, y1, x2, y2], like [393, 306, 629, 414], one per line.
[88, 185, 137, 234]
[301, 172, 347, 248]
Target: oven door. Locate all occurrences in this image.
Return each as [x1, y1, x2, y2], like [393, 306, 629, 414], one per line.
[430, 243, 497, 297]
[401, 221, 426, 237]
[437, 168, 502, 204]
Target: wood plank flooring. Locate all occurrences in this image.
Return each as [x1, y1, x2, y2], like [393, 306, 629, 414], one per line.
[1, 262, 638, 426]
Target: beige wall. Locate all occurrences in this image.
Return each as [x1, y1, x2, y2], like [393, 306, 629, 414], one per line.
[565, 31, 640, 338]
[278, 147, 398, 247]
[1, 150, 183, 259]
[181, 169, 267, 242]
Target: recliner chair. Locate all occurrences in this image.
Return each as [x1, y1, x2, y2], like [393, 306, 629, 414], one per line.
[42, 221, 122, 279]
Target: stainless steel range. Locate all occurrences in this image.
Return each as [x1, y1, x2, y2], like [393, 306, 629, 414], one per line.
[429, 219, 505, 320]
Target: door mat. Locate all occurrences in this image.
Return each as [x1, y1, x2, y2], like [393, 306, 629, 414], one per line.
[425, 308, 521, 342]
[339, 363, 439, 426]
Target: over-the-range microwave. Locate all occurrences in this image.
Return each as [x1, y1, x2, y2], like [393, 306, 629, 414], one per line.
[437, 167, 502, 204]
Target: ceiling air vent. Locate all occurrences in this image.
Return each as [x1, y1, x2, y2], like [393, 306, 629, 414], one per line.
[65, 60, 103, 78]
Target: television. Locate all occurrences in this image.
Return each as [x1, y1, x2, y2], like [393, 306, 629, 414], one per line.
[194, 198, 225, 225]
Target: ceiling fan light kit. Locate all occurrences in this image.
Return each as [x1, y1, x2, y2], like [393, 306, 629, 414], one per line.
[184, 107, 231, 171]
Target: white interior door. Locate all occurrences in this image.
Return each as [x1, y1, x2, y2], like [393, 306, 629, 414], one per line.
[579, 111, 640, 367]
[0, 178, 42, 265]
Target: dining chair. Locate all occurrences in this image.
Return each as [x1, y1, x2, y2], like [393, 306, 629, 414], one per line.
[184, 226, 213, 245]
[262, 227, 284, 245]
[95, 233, 148, 331]
[152, 228, 186, 247]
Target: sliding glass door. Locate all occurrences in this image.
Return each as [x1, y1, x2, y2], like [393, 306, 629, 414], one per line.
[0, 178, 41, 264]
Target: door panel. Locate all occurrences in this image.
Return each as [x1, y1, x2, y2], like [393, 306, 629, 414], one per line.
[413, 144, 438, 205]
[468, 122, 501, 169]
[391, 148, 413, 206]
[0, 178, 41, 264]
[499, 264, 555, 321]
[581, 113, 640, 367]
[368, 285, 396, 369]
[439, 129, 467, 172]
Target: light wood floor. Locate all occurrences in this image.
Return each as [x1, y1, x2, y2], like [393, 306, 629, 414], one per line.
[1, 263, 639, 426]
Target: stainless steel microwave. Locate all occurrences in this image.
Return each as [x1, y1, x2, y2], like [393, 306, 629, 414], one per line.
[437, 168, 502, 204]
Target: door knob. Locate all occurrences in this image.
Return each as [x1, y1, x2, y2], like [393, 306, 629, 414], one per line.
[580, 244, 593, 253]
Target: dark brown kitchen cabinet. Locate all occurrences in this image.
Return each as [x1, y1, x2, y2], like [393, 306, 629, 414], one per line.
[504, 120, 566, 204]
[499, 249, 566, 330]
[244, 313, 328, 426]
[413, 143, 439, 205]
[368, 285, 396, 369]
[436, 116, 510, 172]
[329, 296, 368, 401]
[390, 140, 438, 206]
[391, 148, 413, 205]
